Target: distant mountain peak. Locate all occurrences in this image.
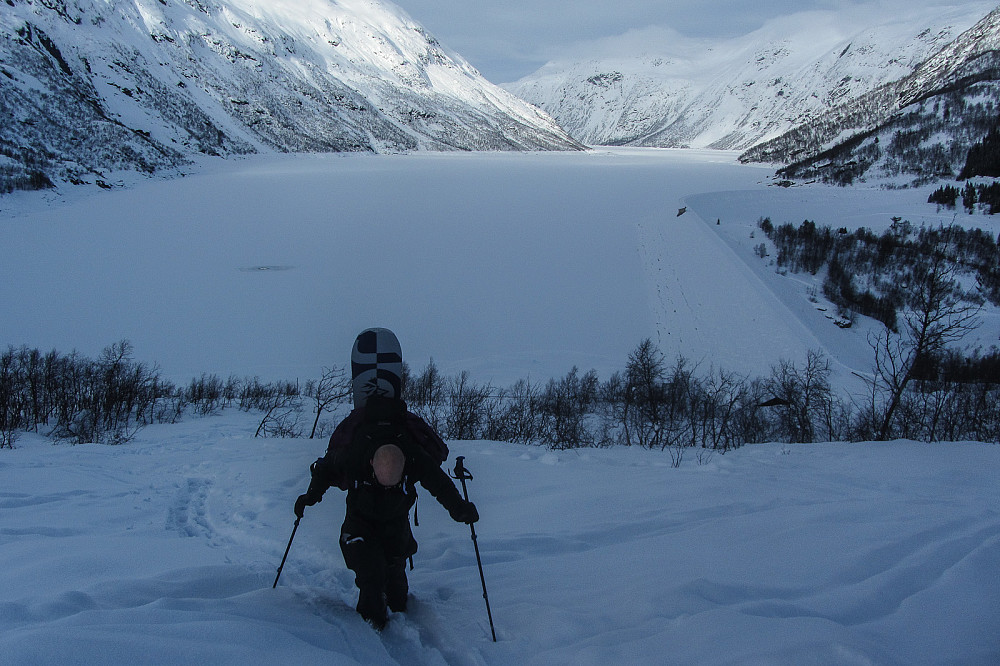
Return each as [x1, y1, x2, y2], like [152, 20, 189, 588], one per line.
[505, 5, 990, 152]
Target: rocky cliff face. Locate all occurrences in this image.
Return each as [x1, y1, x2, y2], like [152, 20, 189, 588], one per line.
[0, 0, 580, 193]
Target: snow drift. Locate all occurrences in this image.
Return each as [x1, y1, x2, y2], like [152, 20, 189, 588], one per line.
[1, 411, 998, 663]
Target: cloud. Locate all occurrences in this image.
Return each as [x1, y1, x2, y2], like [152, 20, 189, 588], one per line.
[545, 25, 716, 63]
[390, 0, 996, 82]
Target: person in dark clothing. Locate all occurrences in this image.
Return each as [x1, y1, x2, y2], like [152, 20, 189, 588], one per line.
[294, 329, 478, 630]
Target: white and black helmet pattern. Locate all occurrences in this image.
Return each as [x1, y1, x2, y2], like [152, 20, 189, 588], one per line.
[351, 327, 403, 408]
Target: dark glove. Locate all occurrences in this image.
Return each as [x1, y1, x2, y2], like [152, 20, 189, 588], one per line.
[294, 492, 320, 518]
[449, 500, 479, 524]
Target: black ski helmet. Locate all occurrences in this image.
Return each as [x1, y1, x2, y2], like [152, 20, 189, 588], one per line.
[351, 328, 403, 409]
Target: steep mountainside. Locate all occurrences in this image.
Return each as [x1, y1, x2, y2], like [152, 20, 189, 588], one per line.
[741, 7, 1000, 186]
[0, 0, 580, 193]
[506, 6, 989, 150]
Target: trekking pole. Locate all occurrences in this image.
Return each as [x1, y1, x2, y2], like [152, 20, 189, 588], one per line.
[273, 517, 300, 589]
[451, 456, 497, 642]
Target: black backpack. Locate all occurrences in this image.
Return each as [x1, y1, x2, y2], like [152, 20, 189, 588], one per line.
[324, 397, 448, 491]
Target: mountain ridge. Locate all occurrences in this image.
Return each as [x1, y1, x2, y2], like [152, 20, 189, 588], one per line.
[740, 6, 1000, 185]
[0, 0, 580, 193]
[505, 5, 992, 152]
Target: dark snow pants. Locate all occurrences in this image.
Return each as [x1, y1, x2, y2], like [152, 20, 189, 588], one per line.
[340, 514, 417, 626]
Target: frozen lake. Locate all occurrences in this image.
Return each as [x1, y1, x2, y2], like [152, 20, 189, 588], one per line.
[1, 149, 993, 387]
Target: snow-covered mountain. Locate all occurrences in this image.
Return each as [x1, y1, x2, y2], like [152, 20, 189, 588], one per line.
[0, 0, 580, 193]
[505, 5, 991, 151]
[741, 6, 1000, 185]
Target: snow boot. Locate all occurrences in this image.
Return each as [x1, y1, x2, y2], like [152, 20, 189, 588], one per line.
[357, 587, 388, 631]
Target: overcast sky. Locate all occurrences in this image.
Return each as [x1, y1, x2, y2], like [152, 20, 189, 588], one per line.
[388, 0, 995, 82]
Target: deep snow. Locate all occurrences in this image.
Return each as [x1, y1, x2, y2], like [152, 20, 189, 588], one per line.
[1, 411, 998, 664]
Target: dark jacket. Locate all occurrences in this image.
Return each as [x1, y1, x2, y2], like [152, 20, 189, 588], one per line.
[306, 397, 465, 523]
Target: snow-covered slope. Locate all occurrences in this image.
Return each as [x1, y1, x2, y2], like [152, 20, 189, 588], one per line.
[741, 6, 1000, 184]
[2, 411, 998, 664]
[505, 5, 991, 150]
[0, 0, 580, 191]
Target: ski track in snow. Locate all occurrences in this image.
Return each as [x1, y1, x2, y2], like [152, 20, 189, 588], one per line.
[166, 477, 214, 540]
[638, 203, 833, 381]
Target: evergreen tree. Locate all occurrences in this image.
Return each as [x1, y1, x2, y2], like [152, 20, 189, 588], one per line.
[928, 185, 959, 207]
[962, 183, 977, 214]
[958, 122, 1000, 180]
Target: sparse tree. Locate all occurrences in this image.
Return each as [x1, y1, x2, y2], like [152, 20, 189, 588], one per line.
[539, 367, 597, 449]
[621, 339, 667, 448]
[406, 358, 447, 432]
[698, 367, 750, 451]
[0, 348, 20, 448]
[768, 350, 833, 443]
[304, 365, 351, 438]
[485, 378, 541, 445]
[186, 373, 226, 416]
[870, 254, 982, 440]
[446, 371, 492, 441]
[254, 389, 303, 438]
